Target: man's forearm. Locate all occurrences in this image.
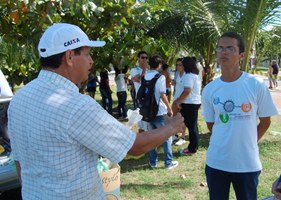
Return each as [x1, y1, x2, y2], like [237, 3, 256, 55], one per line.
[175, 88, 190, 104]
[257, 117, 271, 141]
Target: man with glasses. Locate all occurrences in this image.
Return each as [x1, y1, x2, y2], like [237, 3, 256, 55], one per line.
[130, 51, 150, 132]
[202, 32, 278, 200]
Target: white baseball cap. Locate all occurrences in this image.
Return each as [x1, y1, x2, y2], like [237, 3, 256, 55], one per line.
[38, 23, 106, 58]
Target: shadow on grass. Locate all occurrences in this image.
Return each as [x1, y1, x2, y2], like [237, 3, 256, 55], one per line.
[121, 180, 192, 190]
[198, 132, 211, 149]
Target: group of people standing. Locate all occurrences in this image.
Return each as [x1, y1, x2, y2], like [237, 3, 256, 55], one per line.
[9, 22, 279, 199]
[127, 51, 203, 170]
[84, 67, 128, 119]
[125, 32, 279, 200]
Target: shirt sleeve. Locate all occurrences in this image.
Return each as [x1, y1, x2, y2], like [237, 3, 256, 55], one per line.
[130, 68, 139, 78]
[201, 87, 215, 122]
[157, 75, 166, 94]
[68, 98, 136, 163]
[183, 73, 194, 89]
[256, 80, 278, 117]
[9, 130, 19, 161]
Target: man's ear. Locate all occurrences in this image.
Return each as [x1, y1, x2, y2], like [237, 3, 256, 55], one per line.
[239, 52, 245, 61]
[65, 50, 73, 66]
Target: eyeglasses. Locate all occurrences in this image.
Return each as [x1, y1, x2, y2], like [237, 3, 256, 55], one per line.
[176, 64, 182, 67]
[216, 46, 236, 53]
[140, 56, 148, 59]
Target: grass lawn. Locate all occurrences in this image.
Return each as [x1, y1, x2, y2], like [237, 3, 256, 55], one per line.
[93, 85, 281, 200]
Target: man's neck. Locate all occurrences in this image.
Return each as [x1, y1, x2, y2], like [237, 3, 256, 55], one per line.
[138, 64, 147, 69]
[221, 69, 242, 82]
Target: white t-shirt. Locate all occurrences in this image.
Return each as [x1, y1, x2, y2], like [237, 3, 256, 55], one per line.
[130, 66, 145, 94]
[115, 73, 126, 92]
[202, 72, 278, 173]
[174, 72, 201, 104]
[144, 70, 167, 116]
[197, 63, 204, 80]
[131, 66, 150, 130]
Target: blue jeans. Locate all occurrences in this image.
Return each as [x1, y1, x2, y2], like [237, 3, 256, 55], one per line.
[149, 115, 173, 167]
[205, 165, 260, 200]
[117, 91, 127, 117]
[100, 88, 112, 115]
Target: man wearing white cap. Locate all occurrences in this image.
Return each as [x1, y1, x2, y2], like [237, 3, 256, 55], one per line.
[7, 23, 184, 200]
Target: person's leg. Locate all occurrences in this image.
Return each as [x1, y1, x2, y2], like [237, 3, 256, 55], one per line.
[119, 91, 127, 117]
[148, 120, 158, 167]
[152, 116, 173, 167]
[92, 87, 96, 99]
[100, 89, 107, 109]
[107, 90, 113, 115]
[180, 104, 200, 152]
[117, 92, 122, 117]
[205, 165, 231, 200]
[269, 77, 273, 89]
[231, 171, 260, 200]
[273, 76, 277, 88]
[131, 87, 137, 109]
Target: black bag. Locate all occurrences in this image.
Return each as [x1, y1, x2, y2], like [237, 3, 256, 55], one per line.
[136, 73, 161, 122]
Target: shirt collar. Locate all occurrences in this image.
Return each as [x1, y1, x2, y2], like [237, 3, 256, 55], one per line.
[38, 70, 79, 93]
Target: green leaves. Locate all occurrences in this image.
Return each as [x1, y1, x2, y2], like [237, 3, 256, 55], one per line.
[1, 0, 280, 87]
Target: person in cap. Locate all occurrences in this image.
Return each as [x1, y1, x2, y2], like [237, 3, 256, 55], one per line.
[7, 23, 184, 200]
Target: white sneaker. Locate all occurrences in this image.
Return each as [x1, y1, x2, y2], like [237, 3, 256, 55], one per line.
[166, 161, 179, 170]
[175, 138, 187, 146]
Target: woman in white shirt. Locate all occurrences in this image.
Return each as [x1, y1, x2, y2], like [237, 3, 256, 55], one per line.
[172, 57, 201, 155]
[172, 58, 187, 146]
[114, 66, 128, 119]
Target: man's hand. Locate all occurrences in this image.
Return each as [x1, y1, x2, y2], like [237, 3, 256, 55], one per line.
[165, 113, 185, 134]
[167, 107, 173, 117]
[172, 100, 181, 115]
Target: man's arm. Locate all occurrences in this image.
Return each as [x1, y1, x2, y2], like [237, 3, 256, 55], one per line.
[173, 88, 191, 109]
[15, 160, 22, 183]
[257, 117, 271, 141]
[128, 114, 184, 156]
[131, 75, 141, 83]
[161, 93, 172, 116]
[105, 79, 112, 93]
[271, 176, 281, 199]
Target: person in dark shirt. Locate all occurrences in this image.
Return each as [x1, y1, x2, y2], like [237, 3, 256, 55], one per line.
[99, 69, 113, 115]
[87, 73, 98, 99]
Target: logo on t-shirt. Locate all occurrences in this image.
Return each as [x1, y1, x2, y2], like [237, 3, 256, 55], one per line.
[213, 97, 252, 123]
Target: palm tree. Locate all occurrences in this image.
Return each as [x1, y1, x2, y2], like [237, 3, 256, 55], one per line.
[146, 0, 281, 84]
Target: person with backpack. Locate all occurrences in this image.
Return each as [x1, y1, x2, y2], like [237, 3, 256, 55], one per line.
[130, 51, 150, 133]
[138, 55, 178, 170]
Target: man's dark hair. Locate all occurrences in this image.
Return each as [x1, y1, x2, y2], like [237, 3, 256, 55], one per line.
[182, 56, 199, 75]
[219, 32, 245, 54]
[137, 51, 148, 58]
[162, 63, 169, 71]
[40, 47, 82, 69]
[191, 56, 197, 62]
[149, 55, 163, 69]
